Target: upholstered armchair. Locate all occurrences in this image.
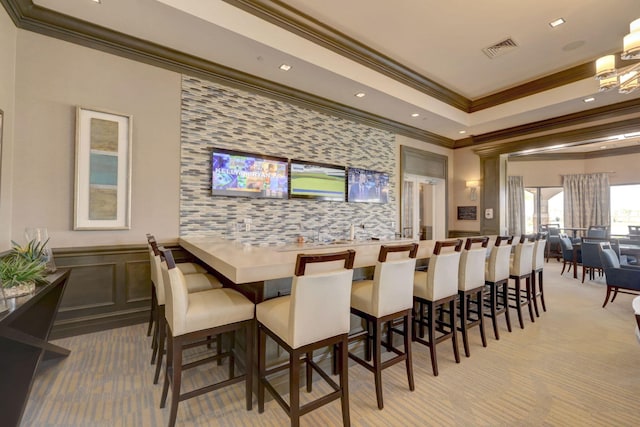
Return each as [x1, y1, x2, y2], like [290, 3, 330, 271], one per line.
[598, 244, 640, 308]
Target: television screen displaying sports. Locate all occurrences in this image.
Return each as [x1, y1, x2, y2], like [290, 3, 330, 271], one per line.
[211, 148, 288, 199]
[347, 167, 389, 203]
[289, 160, 346, 201]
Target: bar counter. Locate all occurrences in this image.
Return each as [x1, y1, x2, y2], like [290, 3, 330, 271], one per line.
[179, 236, 435, 285]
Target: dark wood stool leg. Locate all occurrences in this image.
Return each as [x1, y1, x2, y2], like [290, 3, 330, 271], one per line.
[514, 279, 524, 329]
[290, 349, 301, 427]
[501, 282, 512, 333]
[477, 289, 487, 348]
[167, 336, 183, 427]
[459, 292, 470, 357]
[154, 309, 166, 384]
[258, 326, 266, 413]
[147, 283, 155, 337]
[404, 313, 415, 391]
[450, 299, 460, 364]
[539, 270, 546, 312]
[245, 321, 253, 411]
[427, 301, 438, 376]
[306, 351, 313, 392]
[531, 273, 540, 317]
[526, 277, 535, 323]
[340, 336, 350, 427]
[374, 319, 383, 409]
[489, 283, 500, 340]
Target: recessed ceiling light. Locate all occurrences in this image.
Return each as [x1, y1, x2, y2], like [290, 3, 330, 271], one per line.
[458, 130, 467, 134]
[279, 64, 292, 71]
[549, 18, 565, 28]
[600, 146, 607, 149]
[91, 0, 101, 3]
[583, 97, 595, 103]
[355, 92, 366, 98]
[411, 113, 420, 117]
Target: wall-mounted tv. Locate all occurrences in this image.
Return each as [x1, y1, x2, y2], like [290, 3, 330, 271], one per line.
[211, 148, 288, 199]
[347, 167, 389, 203]
[289, 160, 346, 201]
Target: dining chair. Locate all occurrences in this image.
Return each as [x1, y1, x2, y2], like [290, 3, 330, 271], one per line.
[348, 243, 418, 409]
[146, 234, 208, 339]
[558, 235, 580, 275]
[598, 242, 640, 308]
[457, 236, 489, 357]
[508, 235, 536, 329]
[159, 248, 255, 427]
[540, 224, 561, 262]
[580, 237, 607, 283]
[531, 233, 548, 316]
[587, 225, 609, 239]
[413, 239, 462, 376]
[257, 250, 355, 427]
[484, 235, 513, 340]
[147, 236, 222, 384]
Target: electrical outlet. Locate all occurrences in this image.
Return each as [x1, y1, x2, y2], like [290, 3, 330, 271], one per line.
[390, 221, 396, 229]
[244, 218, 252, 232]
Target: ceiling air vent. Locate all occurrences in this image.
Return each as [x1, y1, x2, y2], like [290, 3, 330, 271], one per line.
[482, 38, 518, 59]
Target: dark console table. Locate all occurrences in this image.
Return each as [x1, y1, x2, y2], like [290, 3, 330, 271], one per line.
[0, 269, 71, 427]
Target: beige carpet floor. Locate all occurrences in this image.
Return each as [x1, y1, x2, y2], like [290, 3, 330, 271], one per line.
[22, 261, 640, 426]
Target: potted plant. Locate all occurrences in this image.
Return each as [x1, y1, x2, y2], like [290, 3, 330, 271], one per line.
[0, 240, 48, 298]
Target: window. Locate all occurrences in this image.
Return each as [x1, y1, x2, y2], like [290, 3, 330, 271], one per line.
[524, 187, 564, 234]
[610, 184, 640, 235]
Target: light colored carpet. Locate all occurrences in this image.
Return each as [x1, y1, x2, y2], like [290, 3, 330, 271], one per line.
[22, 261, 640, 426]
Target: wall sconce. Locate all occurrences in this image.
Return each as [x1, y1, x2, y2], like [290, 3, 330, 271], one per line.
[466, 180, 480, 201]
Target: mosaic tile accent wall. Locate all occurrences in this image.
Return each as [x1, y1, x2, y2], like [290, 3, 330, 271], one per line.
[180, 75, 396, 244]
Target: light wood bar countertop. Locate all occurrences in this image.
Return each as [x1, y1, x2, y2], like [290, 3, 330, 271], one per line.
[179, 236, 437, 284]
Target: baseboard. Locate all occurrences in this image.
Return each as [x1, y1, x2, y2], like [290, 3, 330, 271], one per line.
[51, 308, 148, 339]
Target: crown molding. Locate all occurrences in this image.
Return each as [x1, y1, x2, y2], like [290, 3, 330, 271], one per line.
[455, 98, 640, 149]
[508, 144, 640, 161]
[473, 117, 640, 158]
[0, 0, 453, 148]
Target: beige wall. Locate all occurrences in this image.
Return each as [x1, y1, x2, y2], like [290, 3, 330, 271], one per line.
[12, 31, 182, 248]
[451, 146, 481, 232]
[394, 135, 454, 234]
[0, 7, 17, 251]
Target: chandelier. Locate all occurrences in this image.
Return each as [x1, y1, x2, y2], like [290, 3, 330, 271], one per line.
[595, 18, 640, 93]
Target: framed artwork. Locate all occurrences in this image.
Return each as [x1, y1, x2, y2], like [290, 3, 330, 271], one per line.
[457, 206, 477, 220]
[74, 107, 132, 230]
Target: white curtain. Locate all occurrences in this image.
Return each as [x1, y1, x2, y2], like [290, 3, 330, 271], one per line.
[507, 176, 525, 236]
[563, 173, 610, 229]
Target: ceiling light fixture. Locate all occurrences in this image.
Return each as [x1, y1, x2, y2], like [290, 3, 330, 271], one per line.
[458, 130, 467, 134]
[549, 18, 565, 28]
[91, 0, 101, 3]
[583, 97, 595, 103]
[595, 18, 640, 93]
[279, 64, 292, 71]
[411, 113, 420, 117]
[355, 92, 366, 98]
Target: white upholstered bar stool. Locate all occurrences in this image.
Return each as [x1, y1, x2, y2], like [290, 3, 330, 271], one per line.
[348, 243, 418, 410]
[413, 239, 462, 376]
[148, 236, 222, 384]
[633, 296, 640, 343]
[531, 233, 548, 317]
[508, 235, 536, 329]
[257, 250, 355, 427]
[483, 236, 513, 340]
[146, 234, 207, 338]
[159, 248, 254, 427]
[457, 236, 489, 358]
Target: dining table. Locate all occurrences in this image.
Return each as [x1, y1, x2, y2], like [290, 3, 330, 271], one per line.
[179, 235, 436, 303]
[560, 227, 588, 239]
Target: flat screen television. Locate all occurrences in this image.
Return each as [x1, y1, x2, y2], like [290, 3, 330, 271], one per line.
[289, 160, 346, 201]
[211, 148, 288, 199]
[347, 167, 389, 203]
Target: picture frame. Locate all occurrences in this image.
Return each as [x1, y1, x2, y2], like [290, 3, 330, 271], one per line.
[74, 107, 132, 230]
[457, 206, 477, 221]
